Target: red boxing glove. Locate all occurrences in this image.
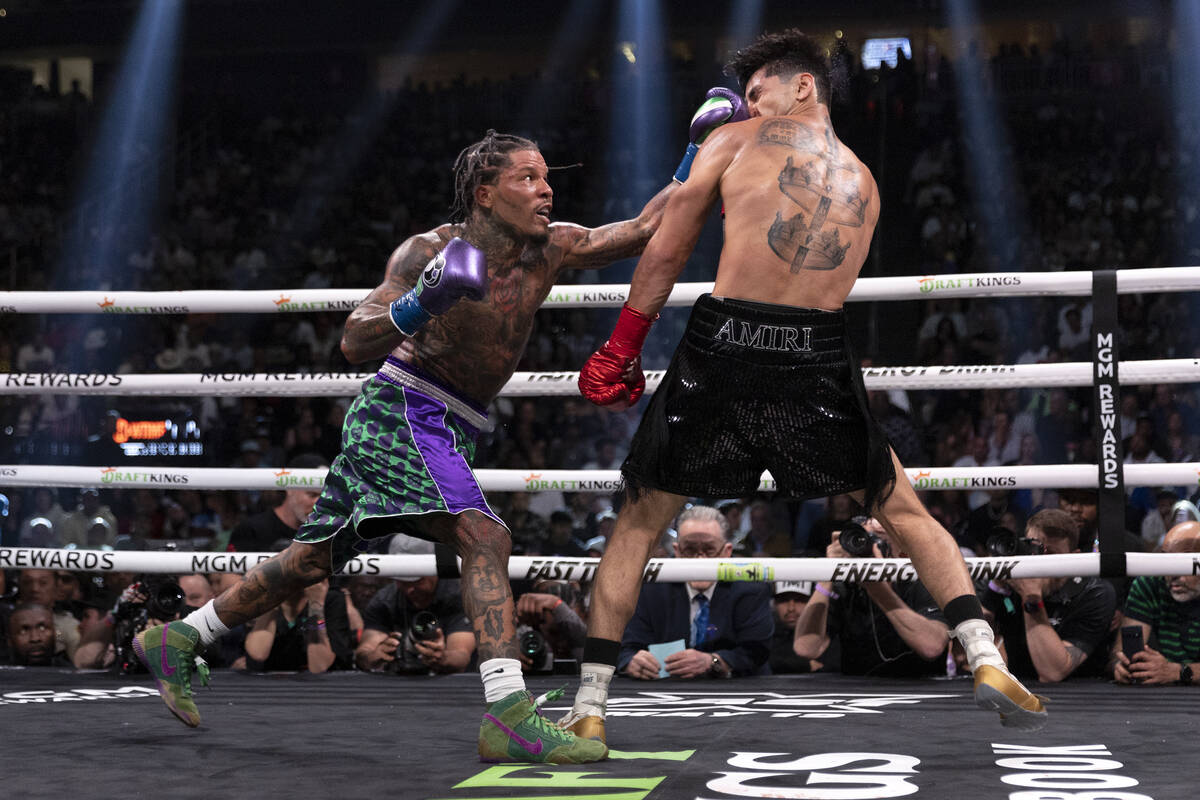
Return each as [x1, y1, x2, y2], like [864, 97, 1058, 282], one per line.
[578, 303, 657, 411]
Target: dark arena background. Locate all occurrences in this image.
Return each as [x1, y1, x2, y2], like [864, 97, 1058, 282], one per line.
[1, 1, 1199, 799]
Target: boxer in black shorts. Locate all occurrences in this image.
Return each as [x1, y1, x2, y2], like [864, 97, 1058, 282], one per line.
[561, 29, 1047, 744]
[622, 294, 894, 508]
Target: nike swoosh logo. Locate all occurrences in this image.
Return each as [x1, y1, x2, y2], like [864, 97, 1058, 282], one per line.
[205, 619, 215, 633]
[160, 626, 177, 677]
[483, 713, 543, 755]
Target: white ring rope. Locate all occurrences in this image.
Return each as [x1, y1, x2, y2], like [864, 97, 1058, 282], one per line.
[2, 266, 1199, 314]
[1, 547, 1194, 582]
[2, 358, 1197, 397]
[0, 463, 1195, 491]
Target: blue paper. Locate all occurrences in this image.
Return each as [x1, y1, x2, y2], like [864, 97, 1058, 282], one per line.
[647, 639, 686, 679]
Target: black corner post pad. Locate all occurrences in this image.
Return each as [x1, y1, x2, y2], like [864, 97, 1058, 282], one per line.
[434, 543, 461, 578]
[1091, 269, 1127, 576]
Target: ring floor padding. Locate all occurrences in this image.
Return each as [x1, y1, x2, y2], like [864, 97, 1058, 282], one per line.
[0, 668, 1194, 799]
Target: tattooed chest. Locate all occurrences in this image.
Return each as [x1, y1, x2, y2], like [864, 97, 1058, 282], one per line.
[406, 265, 554, 402]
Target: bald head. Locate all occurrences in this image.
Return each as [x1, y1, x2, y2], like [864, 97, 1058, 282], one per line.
[1164, 521, 1200, 603]
[1163, 521, 1200, 553]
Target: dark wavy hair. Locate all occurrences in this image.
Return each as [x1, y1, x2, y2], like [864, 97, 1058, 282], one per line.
[725, 29, 833, 106]
[449, 129, 539, 223]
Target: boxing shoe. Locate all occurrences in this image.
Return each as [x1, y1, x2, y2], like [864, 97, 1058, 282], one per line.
[132, 621, 210, 728]
[557, 706, 607, 745]
[973, 664, 1048, 731]
[479, 689, 608, 764]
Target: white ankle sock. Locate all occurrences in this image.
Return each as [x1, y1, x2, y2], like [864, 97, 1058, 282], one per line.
[480, 658, 526, 703]
[951, 619, 1006, 671]
[573, 662, 615, 716]
[183, 600, 230, 648]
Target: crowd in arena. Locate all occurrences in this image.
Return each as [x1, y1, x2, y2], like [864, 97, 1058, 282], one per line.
[1, 31, 1198, 686]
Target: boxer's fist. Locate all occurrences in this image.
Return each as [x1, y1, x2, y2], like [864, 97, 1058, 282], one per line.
[578, 303, 656, 411]
[389, 237, 487, 335]
[689, 87, 749, 145]
[674, 87, 749, 183]
[579, 345, 645, 411]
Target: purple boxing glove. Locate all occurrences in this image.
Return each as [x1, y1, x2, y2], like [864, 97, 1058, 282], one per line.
[673, 87, 750, 183]
[389, 237, 488, 335]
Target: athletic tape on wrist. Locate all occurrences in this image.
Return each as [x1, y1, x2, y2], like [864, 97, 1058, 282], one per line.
[673, 142, 700, 183]
[389, 291, 431, 336]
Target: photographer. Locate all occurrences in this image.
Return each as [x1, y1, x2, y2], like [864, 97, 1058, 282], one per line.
[515, 580, 587, 673]
[793, 519, 949, 677]
[244, 579, 353, 673]
[77, 575, 189, 672]
[982, 509, 1116, 683]
[355, 535, 474, 674]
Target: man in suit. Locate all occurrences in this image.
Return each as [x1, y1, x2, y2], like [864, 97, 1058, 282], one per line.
[618, 505, 773, 679]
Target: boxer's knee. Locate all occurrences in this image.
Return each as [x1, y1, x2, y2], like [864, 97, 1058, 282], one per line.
[450, 510, 511, 562]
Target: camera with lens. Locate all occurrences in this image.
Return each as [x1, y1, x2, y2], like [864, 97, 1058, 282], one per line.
[112, 575, 186, 674]
[838, 521, 890, 558]
[517, 624, 554, 674]
[409, 610, 441, 643]
[985, 527, 1045, 557]
[392, 610, 443, 674]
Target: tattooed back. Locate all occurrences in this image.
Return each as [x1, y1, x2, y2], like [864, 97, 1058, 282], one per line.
[713, 114, 880, 311]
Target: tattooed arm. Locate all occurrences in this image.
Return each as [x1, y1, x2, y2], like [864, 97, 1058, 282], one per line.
[555, 182, 678, 270]
[340, 231, 446, 364]
[624, 127, 738, 315]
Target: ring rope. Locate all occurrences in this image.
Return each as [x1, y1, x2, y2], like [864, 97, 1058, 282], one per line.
[0, 463, 1195, 491]
[2, 266, 1199, 314]
[2, 547, 1193, 582]
[2, 358, 1197, 397]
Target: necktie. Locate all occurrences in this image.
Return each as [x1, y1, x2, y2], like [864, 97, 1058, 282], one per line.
[692, 594, 710, 647]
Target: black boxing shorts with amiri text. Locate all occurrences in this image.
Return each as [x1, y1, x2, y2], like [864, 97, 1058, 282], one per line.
[621, 294, 895, 509]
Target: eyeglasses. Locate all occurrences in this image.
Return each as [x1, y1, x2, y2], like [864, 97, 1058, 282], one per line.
[677, 544, 725, 559]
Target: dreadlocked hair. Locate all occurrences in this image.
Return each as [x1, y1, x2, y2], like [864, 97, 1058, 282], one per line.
[449, 129, 539, 223]
[725, 29, 834, 106]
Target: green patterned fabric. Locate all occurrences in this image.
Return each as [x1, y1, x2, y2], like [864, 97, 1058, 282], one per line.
[1124, 576, 1200, 663]
[295, 379, 479, 568]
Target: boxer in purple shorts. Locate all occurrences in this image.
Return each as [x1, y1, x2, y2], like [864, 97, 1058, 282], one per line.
[132, 117, 736, 762]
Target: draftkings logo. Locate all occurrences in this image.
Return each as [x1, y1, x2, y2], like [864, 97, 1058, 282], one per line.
[547, 691, 951, 721]
[522, 473, 622, 492]
[273, 468, 324, 489]
[916, 275, 1022, 294]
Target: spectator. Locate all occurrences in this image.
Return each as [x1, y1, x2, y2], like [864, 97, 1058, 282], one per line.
[244, 579, 352, 673]
[1140, 490, 1179, 551]
[5, 604, 69, 666]
[502, 492, 549, 555]
[618, 505, 773, 679]
[793, 520, 949, 677]
[17, 488, 67, 546]
[178, 573, 214, 611]
[58, 489, 118, 548]
[227, 453, 327, 552]
[544, 509, 588, 557]
[982, 509, 1116, 682]
[952, 435, 997, 510]
[734, 500, 792, 558]
[354, 535, 474, 674]
[18, 568, 82, 661]
[962, 490, 1027, 556]
[768, 581, 819, 675]
[1112, 520, 1200, 686]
